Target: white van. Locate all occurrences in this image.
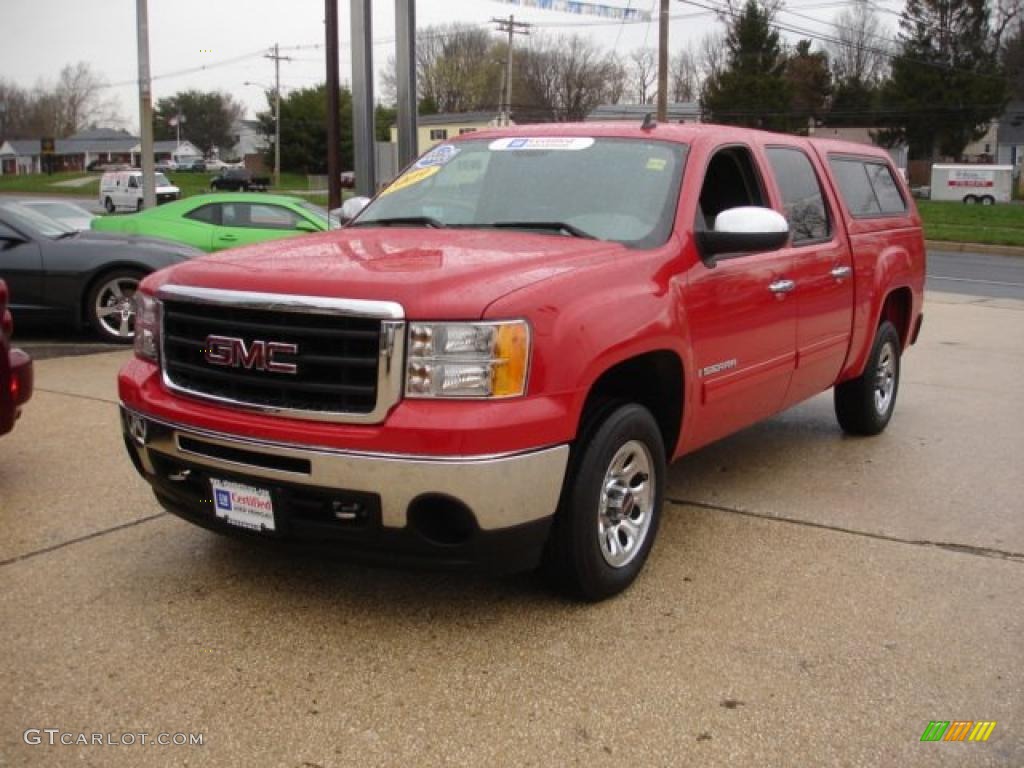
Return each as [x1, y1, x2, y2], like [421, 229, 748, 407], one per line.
[98, 170, 181, 213]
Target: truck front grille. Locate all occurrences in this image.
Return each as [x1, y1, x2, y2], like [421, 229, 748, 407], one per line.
[160, 293, 402, 420]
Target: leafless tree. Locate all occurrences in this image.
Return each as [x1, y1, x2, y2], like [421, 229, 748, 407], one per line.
[669, 50, 701, 102]
[517, 34, 622, 121]
[698, 32, 728, 84]
[826, 2, 890, 85]
[628, 47, 658, 104]
[0, 63, 122, 138]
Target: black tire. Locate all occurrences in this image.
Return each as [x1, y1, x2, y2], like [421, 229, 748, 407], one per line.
[834, 320, 901, 436]
[104, 197, 115, 213]
[963, 195, 978, 204]
[981, 195, 995, 206]
[136, 198, 143, 212]
[543, 403, 666, 602]
[86, 268, 146, 344]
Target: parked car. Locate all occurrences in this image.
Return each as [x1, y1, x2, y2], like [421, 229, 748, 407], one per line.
[99, 170, 180, 213]
[340, 171, 355, 189]
[210, 167, 271, 192]
[118, 124, 924, 601]
[0, 279, 33, 437]
[155, 160, 178, 173]
[0, 201, 199, 343]
[204, 158, 238, 172]
[19, 200, 97, 232]
[92, 193, 329, 252]
[177, 158, 207, 173]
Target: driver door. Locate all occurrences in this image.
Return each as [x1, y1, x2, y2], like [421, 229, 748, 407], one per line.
[683, 144, 797, 450]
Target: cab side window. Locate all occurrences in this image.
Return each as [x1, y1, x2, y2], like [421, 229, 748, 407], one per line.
[829, 157, 907, 218]
[697, 146, 766, 230]
[766, 147, 830, 244]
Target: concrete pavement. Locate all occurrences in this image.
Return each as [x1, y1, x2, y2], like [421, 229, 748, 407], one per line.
[1, 292, 1021, 767]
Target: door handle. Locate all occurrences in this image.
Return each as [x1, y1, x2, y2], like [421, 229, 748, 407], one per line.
[769, 279, 796, 295]
[219, 234, 238, 241]
[831, 266, 852, 280]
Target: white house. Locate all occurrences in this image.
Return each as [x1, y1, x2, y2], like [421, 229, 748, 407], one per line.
[0, 140, 42, 175]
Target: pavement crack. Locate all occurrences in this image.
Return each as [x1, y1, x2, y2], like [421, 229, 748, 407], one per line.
[34, 387, 118, 406]
[0, 512, 167, 568]
[667, 497, 1024, 564]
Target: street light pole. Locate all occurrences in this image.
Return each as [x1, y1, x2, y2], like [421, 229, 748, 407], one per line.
[265, 43, 291, 189]
[135, 0, 156, 208]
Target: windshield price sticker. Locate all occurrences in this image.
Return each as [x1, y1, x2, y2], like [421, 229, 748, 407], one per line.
[414, 144, 460, 169]
[488, 137, 595, 151]
[380, 165, 440, 196]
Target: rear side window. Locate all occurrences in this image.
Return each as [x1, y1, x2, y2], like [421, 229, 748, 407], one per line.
[185, 204, 220, 225]
[766, 147, 830, 244]
[829, 157, 907, 217]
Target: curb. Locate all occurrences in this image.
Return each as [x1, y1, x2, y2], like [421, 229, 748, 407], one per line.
[926, 240, 1024, 258]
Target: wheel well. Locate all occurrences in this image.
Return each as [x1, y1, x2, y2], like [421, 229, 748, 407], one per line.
[879, 288, 912, 350]
[80, 265, 149, 323]
[578, 351, 684, 456]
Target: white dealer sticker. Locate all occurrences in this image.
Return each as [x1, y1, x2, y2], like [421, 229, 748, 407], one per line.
[212, 478, 276, 532]
[488, 137, 595, 151]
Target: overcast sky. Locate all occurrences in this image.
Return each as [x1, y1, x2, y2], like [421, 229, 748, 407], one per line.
[2, 0, 900, 131]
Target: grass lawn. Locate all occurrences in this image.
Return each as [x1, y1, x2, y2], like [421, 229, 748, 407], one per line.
[0, 170, 332, 207]
[916, 200, 1024, 248]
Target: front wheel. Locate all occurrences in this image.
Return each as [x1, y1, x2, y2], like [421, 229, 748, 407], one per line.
[87, 269, 145, 344]
[543, 403, 666, 601]
[834, 320, 901, 435]
[104, 197, 115, 213]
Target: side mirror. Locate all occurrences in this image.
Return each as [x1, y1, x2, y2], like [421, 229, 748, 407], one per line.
[698, 206, 790, 267]
[295, 220, 319, 233]
[335, 196, 371, 226]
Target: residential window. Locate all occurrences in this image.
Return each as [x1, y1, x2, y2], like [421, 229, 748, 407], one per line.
[766, 147, 830, 244]
[429, 129, 448, 141]
[459, 128, 477, 136]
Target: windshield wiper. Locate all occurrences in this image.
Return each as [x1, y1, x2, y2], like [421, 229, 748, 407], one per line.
[488, 221, 596, 239]
[352, 216, 446, 229]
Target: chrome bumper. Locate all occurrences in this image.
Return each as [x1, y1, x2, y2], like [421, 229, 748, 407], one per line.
[121, 407, 569, 530]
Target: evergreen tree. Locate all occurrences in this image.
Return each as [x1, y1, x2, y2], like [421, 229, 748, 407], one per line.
[879, 0, 1006, 159]
[701, 0, 792, 130]
[257, 85, 353, 174]
[785, 40, 832, 130]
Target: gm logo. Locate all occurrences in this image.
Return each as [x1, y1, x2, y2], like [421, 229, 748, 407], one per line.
[204, 335, 298, 374]
[214, 489, 232, 511]
[920, 721, 996, 742]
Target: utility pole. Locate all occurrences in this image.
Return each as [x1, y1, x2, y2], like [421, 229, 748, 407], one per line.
[265, 43, 291, 190]
[351, 0, 376, 196]
[395, 0, 418, 168]
[325, 1, 342, 211]
[657, 0, 669, 123]
[135, 0, 155, 208]
[491, 15, 530, 126]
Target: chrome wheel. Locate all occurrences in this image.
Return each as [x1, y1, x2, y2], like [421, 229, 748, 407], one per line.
[874, 341, 896, 414]
[597, 440, 655, 569]
[93, 276, 140, 339]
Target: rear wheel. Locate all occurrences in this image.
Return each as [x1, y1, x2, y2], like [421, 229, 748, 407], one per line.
[543, 403, 666, 601]
[981, 195, 995, 206]
[87, 269, 145, 344]
[834, 321, 901, 436]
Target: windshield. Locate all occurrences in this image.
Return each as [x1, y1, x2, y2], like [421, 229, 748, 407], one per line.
[0, 202, 76, 238]
[357, 137, 687, 248]
[155, 173, 172, 187]
[26, 202, 90, 219]
[297, 200, 329, 225]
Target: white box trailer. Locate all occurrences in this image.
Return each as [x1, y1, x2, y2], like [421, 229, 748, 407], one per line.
[930, 164, 1014, 204]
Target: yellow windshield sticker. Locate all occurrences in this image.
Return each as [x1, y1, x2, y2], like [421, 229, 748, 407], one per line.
[646, 157, 667, 171]
[380, 165, 440, 196]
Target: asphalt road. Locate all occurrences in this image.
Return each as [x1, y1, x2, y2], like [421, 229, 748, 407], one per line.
[927, 249, 1024, 300]
[1, 283, 1022, 767]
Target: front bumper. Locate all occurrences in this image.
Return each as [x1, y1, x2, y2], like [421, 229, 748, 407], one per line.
[120, 406, 569, 572]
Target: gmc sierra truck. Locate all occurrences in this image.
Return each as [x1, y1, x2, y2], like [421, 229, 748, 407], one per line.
[118, 123, 925, 601]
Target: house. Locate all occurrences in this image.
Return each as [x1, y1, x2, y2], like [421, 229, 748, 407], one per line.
[0, 140, 42, 175]
[138, 140, 203, 165]
[996, 101, 1024, 168]
[388, 112, 503, 151]
[53, 128, 140, 171]
[586, 102, 701, 123]
[223, 119, 268, 172]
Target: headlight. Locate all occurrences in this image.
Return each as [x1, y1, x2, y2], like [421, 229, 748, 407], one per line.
[133, 292, 161, 362]
[405, 321, 530, 398]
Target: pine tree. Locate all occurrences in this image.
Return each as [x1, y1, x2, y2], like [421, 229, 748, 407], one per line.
[880, 0, 1006, 159]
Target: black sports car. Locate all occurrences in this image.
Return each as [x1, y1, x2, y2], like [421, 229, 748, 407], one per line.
[0, 201, 201, 343]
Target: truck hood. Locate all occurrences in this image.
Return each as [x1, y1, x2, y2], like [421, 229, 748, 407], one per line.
[148, 227, 627, 318]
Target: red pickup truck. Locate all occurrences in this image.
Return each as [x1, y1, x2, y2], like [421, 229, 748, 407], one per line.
[1, 280, 33, 437]
[119, 123, 924, 600]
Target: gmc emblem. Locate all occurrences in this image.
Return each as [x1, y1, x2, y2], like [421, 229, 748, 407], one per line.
[204, 335, 298, 374]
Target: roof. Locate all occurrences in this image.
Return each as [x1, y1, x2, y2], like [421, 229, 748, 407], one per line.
[586, 103, 701, 122]
[416, 111, 500, 126]
[932, 164, 1013, 171]
[997, 101, 1024, 144]
[66, 128, 136, 141]
[0, 139, 41, 156]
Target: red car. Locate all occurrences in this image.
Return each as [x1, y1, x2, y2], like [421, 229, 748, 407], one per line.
[119, 123, 924, 600]
[0, 280, 33, 436]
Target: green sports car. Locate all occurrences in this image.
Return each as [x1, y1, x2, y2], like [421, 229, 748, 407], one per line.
[91, 193, 330, 252]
